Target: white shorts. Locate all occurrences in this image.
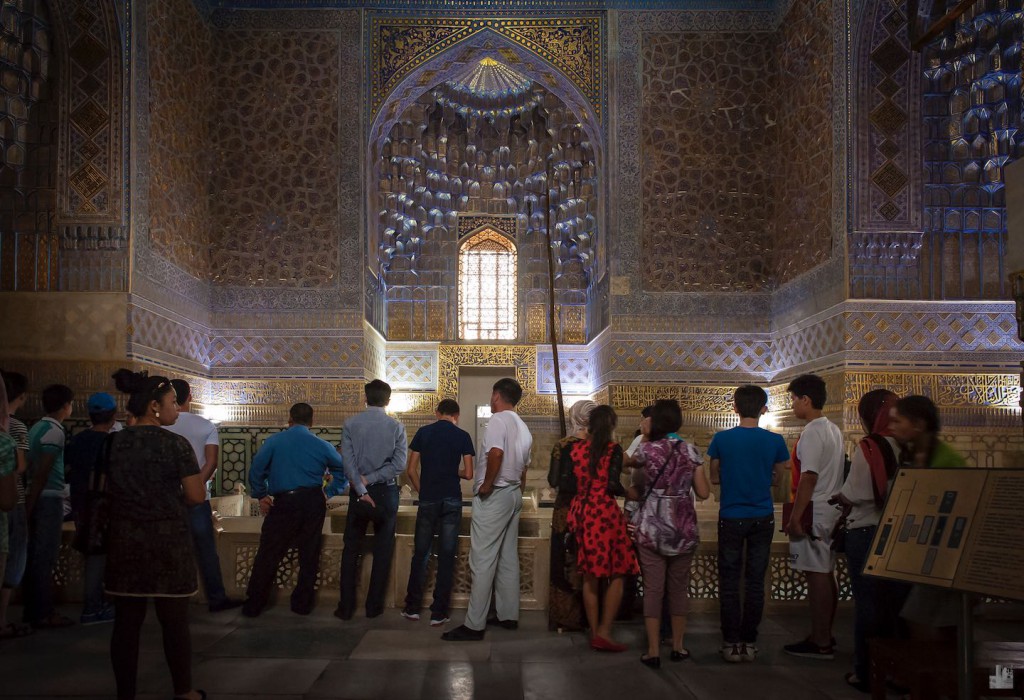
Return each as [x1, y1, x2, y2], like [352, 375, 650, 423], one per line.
[789, 502, 839, 574]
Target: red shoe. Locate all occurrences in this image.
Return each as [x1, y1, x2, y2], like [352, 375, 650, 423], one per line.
[591, 635, 627, 652]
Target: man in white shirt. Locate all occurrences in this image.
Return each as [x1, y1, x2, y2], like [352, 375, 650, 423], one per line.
[442, 378, 533, 641]
[783, 374, 845, 660]
[166, 380, 242, 612]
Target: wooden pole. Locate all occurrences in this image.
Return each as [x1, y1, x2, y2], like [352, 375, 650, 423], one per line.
[546, 155, 567, 438]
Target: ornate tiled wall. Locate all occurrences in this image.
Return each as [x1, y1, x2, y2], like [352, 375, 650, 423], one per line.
[919, 4, 1020, 301]
[208, 30, 341, 288]
[146, 0, 212, 281]
[771, 0, 833, 285]
[849, 0, 924, 299]
[640, 31, 775, 292]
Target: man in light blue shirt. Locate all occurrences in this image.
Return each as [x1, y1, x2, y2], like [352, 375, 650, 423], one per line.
[243, 403, 344, 618]
[335, 379, 407, 620]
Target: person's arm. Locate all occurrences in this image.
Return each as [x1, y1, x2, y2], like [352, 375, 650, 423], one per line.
[15, 449, 26, 475]
[406, 450, 421, 493]
[181, 473, 206, 505]
[773, 459, 789, 486]
[787, 471, 817, 537]
[478, 447, 504, 498]
[248, 440, 273, 500]
[709, 457, 721, 485]
[460, 453, 474, 481]
[607, 445, 626, 497]
[692, 461, 711, 500]
[340, 425, 364, 497]
[0, 473, 16, 511]
[325, 442, 347, 491]
[198, 444, 218, 484]
[26, 451, 56, 512]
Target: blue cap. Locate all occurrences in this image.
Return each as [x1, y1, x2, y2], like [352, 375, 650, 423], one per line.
[87, 392, 117, 413]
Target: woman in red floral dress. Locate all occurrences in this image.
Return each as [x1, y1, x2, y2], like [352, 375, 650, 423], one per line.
[567, 405, 639, 652]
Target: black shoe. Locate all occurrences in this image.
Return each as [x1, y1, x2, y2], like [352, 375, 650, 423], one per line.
[486, 616, 518, 630]
[209, 598, 244, 613]
[290, 606, 312, 616]
[366, 608, 384, 619]
[441, 624, 485, 642]
[641, 654, 661, 669]
[670, 649, 691, 661]
[333, 607, 352, 621]
[241, 604, 261, 618]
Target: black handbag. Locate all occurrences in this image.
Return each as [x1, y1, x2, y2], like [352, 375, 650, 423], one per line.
[72, 433, 114, 556]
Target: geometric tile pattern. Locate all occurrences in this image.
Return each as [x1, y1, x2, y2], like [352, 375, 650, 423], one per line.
[850, 0, 924, 301]
[385, 347, 438, 391]
[772, 0, 834, 285]
[368, 15, 604, 122]
[146, 0, 213, 279]
[536, 350, 592, 395]
[60, 0, 124, 222]
[209, 30, 341, 288]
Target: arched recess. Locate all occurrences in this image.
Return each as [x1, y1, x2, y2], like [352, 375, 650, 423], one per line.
[366, 29, 604, 345]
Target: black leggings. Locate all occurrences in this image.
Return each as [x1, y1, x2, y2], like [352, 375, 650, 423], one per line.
[110, 596, 192, 699]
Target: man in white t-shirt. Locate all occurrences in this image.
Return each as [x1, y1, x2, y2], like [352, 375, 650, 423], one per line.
[166, 380, 242, 612]
[442, 378, 533, 641]
[783, 374, 845, 660]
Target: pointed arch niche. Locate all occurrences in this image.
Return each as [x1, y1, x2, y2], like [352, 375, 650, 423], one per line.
[366, 30, 604, 345]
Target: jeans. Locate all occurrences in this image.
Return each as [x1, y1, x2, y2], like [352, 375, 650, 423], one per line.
[338, 482, 400, 617]
[3, 503, 28, 588]
[404, 497, 462, 617]
[188, 501, 229, 606]
[23, 495, 65, 623]
[718, 515, 774, 644]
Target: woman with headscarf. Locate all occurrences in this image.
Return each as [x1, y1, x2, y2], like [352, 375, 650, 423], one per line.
[567, 405, 638, 652]
[889, 395, 966, 642]
[832, 389, 907, 692]
[546, 399, 596, 631]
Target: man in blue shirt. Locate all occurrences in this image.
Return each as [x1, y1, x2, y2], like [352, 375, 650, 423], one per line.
[401, 399, 474, 626]
[243, 403, 344, 618]
[335, 379, 407, 620]
[707, 385, 790, 663]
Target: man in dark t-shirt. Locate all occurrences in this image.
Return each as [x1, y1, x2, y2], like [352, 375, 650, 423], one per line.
[401, 399, 475, 626]
[65, 393, 118, 625]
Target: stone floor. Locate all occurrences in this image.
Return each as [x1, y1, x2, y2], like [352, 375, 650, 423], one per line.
[0, 603, 1021, 699]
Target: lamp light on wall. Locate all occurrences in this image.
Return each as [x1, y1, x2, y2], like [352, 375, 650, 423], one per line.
[201, 404, 233, 424]
[387, 392, 415, 414]
[761, 411, 780, 431]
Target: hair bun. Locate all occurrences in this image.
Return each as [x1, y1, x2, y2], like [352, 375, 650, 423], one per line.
[112, 368, 149, 394]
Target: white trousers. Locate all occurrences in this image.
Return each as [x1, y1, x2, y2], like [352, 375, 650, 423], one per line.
[464, 485, 522, 631]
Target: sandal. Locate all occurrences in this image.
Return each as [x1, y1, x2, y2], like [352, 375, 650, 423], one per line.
[0, 622, 35, 639]
[844, 672, 870, 694]
[671, 649, 691, 661]
[31, 613, 75, 629]
[640, 653, 661, 669]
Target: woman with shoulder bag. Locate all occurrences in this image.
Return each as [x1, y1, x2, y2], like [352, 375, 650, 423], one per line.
[546, 400, 596, 631]
[830, 389, 906, 693]
[565, 405, 638, 652]
[631, 399, 710, 668]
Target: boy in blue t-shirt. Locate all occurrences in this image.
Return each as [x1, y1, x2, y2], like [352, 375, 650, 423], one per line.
[707, 385, 790, 663]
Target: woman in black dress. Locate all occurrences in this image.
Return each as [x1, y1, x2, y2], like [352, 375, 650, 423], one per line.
[108, 370, 206, 700]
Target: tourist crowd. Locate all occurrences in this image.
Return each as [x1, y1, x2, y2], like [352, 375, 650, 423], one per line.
[0, 368, 966, 698]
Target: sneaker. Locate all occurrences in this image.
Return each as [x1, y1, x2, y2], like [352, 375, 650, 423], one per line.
[80, 605, 115, 626]
[721, 643, 742, 663]
[400, 608, 421, 621]
[208, 598, 244, 613]
[740, 643, 758, 662]
[783, 639, 834, 660]
[429, 615, 450, 627]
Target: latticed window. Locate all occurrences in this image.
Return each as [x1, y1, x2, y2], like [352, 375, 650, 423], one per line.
[459, 229, 517, 340]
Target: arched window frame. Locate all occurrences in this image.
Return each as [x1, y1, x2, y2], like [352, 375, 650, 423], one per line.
[458, 228, 518, 341]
